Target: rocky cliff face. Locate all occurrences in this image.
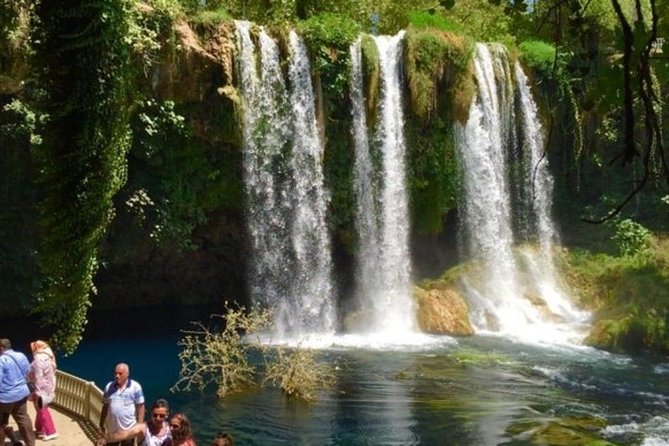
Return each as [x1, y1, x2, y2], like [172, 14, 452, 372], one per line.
[92, 21, 248, 311]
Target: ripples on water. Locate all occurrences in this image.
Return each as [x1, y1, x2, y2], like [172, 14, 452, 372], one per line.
[45, 307, 668, 445]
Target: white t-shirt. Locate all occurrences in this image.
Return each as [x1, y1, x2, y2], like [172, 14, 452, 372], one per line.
[103, 379, 145, 433]
[143, 421, 172, 446]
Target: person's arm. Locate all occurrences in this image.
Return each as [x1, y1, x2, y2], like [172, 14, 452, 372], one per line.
[136, 402, 145, 424]
[28, 360, 36, 383]
[105, 423, 146, 442]
[0, 357, 7, 386]
[99, 402, 109, 434]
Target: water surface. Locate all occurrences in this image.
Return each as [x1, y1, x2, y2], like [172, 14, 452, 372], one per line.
[57, 309, 669, 445]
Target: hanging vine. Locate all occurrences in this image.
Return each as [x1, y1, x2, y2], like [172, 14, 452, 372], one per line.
[34, 0, 132, 353]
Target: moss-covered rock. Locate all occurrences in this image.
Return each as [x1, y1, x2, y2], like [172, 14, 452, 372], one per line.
[505, 416, 614, 445]
[558, 237, 669, 355]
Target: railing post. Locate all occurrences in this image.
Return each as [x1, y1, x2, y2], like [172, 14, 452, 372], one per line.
[85, 381, 92, 423]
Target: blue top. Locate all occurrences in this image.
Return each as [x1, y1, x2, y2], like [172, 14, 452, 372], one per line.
[0, 349, 30, 403]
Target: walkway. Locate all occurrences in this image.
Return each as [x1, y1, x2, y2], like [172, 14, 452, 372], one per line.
[6, 402, 94, 446]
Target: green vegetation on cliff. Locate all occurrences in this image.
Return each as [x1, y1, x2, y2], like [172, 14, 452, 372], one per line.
[33, 1, 133, 353]
[0, 0, 667, 353]
[561, 225, 669, 354]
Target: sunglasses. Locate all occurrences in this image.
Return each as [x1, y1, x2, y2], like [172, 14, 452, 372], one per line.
[152, 413, 167, 419]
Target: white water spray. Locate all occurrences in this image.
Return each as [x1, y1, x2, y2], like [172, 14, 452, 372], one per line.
[349, 33, 416, 336]
[456, 43, 588, 344]
[235, 22, 335, 339]
[515, 62, 587, 323]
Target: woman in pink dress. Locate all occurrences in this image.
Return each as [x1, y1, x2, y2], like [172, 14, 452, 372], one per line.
[169, 413, 197, 446]
[29, 340, 58, 441]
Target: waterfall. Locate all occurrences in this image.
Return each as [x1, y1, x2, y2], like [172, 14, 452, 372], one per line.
[285, 30, 336, 336]
[235, 22, 335, 339]
[514, 62, 586, 322]
[349, 33, 416, 335]
[456, 43, 587, 343]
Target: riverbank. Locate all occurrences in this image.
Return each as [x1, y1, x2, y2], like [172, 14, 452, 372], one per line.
[7, 403, 93, 446]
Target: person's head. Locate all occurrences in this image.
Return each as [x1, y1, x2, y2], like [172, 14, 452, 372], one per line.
[114, 363, 130, 386]
[149, 399, 170, 428]
[170, 413, 193, 441]
[212, 432, 234, 446]
[30, 340, 49, 354]
[0, 339, 11, 352]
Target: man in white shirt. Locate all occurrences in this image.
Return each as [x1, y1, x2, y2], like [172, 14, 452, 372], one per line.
[99, 363, 145, 446]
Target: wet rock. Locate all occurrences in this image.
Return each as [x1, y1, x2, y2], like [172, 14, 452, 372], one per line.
[414, 285, 474, 336]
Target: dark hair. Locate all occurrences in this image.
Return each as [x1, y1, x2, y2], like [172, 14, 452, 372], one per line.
[212, 432, 234, 446]
[152, 399, 169, 410]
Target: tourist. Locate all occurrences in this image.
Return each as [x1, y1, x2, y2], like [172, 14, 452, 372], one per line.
[29, 340, 58, 441]
[169, 413, 197, 446]
[0, 338, 35, 446]
[99, 363, 145, 446]
[4, 420, 25, 445]
[105, 398, 172, 446]
[211, 432, 234, 446]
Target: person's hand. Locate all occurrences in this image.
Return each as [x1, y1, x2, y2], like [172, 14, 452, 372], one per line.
[97, 426, 106, 446]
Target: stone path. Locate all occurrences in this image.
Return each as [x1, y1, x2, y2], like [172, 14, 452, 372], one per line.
[6, 402, 94, 446]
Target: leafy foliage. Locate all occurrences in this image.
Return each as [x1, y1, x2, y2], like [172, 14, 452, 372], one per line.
[34, 1, 133, 353]
[518, 40, 556, 74]
[0, 0, 33, 54]
[406, 10, 462, 33]
[560, 236, 669, 354]
[406, 118, 459, 234]
[0, 99, 43, 311]
[128, 98, 243, 251]
[611, 218, 652, 257]
[442, 0, 516, 43]
[191, 7, 231, 25]
[126, 0, 183, 71]
[297, 13, 360, 98]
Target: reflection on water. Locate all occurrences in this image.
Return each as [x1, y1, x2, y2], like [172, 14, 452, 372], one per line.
[55, 309, 669, 445]
[333, 351, 417, 445]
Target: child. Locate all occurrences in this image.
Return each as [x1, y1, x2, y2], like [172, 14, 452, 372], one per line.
[211, 432, 234, 446]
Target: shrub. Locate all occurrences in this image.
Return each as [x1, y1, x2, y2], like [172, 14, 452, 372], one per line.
[519, 40, 556, 74]
[173, 304, 335, 400]
[297, 13, 361, 98]
[611, 218, 651, 257]
[172, 303, 272, 398]
[263, 347, 335, 400]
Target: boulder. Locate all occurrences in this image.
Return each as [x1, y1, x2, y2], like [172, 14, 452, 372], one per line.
[414, 285, 474, 336]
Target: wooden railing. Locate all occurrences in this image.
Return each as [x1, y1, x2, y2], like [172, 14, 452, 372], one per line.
[53, 370, 104, 429]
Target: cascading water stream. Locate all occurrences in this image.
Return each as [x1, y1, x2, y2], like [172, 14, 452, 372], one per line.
[285, 30, 336, 337]
[349, 33, 416, 335]
[456, 43, 521, 329]
[235, 22, 335, 339]
[514, 62, 588, 323]
[456, 43, 588, 344]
